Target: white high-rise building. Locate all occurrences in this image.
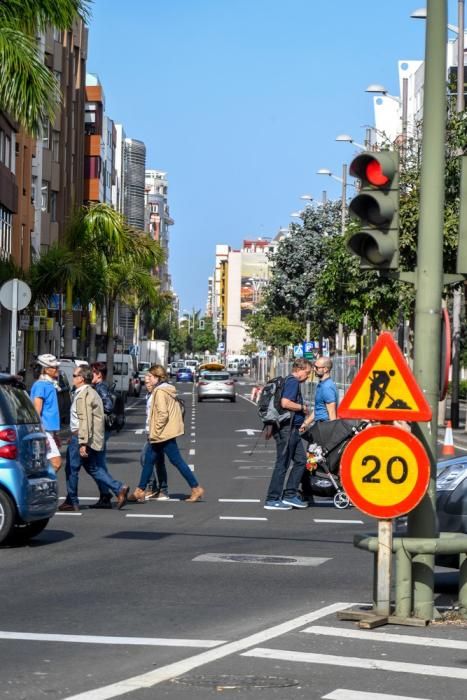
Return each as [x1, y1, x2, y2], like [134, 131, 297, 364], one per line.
[145, 169, 174, 292]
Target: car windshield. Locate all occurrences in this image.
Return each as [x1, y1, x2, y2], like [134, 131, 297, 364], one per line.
[113, 362, 128, 375]
[204, 373, 230, 381]
[0, 385, 40, 424]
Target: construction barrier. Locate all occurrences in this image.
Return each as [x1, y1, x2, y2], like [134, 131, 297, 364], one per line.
[442, 420, 455, 456]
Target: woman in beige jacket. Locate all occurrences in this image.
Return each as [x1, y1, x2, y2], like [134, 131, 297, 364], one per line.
[148, 365, 204, 503]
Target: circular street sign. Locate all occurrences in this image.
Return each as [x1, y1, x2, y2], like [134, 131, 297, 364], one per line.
[340, 425, 430, 519]
[0, 279, 32, 311]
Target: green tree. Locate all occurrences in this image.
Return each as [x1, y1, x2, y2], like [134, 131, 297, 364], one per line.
[193, 317, 217, 354]
[0, 0, 90, 135]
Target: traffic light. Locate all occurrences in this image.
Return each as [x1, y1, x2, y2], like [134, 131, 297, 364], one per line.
[347, 151, 399, 270]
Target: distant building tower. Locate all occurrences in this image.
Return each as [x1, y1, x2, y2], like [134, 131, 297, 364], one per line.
[123, 138, 146, 229]
[145, 169, 174, 292]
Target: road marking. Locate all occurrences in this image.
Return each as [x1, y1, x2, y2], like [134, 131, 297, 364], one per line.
[55, 512, 82, 517]
[191, 432, 195, 436]
[189, 464, 194, 471]
[233, 475, 270, 479]
[305, 625, 467, 650]
[134, 429, 144, 435]
[0, 631, 223, 647]
[323, 691, 430, 700]
[194, 553, 330, 566]
[239, 466, 272, 470]
[125, 514, 174, 519]
[313, 519, 364, 524]
[233, 459, 253, 463]
[219, 516, 267, 521]
[62, 602, 350, 700]
[189, 448, 195, 455]
[218, 498, 261, 503]
[236, 444, 248, 447]
[241, 648, 467, 681]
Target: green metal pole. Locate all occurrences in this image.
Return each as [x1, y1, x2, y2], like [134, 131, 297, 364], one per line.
[409, 0, 447, 620]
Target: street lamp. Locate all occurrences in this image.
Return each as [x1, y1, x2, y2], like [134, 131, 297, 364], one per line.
[300, 194, 313, 202]
[335, 134, 366, 149]
[410, 6, 459, 33]
[290, 211, 303, 218]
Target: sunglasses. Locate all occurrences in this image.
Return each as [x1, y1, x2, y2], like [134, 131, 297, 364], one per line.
[72, 373, 81, 378]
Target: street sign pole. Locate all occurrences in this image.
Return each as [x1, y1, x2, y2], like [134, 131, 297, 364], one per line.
[410, 0, 447, 620]
[376, 520, 393, 616]
[10, 278, 18, 375]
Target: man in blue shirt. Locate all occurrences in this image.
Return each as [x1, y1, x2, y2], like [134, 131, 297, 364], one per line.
[30, 354, 62, 472]
[303, 356, 338, 425]
[264, 358, 312, 510]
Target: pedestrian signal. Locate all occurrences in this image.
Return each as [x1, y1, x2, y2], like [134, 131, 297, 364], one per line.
[347, 151, 399, 270]
[338, 332, 432, 422]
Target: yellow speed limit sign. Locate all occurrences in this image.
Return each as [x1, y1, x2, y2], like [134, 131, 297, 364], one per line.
[340, 425, 430, 518]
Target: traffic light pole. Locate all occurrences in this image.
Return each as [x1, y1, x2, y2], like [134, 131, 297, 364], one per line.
[409, 0, 447, 619]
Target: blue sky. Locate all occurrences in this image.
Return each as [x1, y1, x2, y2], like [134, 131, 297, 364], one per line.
[87, 1, 458, 313]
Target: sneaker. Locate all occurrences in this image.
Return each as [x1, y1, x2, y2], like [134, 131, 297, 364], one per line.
[281, 496, 308, 509]
[154, 492, 170, 501]
[264, 500, 292, 510]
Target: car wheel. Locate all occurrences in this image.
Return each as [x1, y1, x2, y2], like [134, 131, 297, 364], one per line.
[197, 397, 203, 403]
[0, 490, 16, 545]
[231, 396, 236, 403]
[9, 518, 50, 544]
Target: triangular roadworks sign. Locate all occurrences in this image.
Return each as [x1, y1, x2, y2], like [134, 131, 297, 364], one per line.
[338, 332, 432, 422]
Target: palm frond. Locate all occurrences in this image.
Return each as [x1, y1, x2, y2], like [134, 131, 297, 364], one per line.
[0, 0, 92, 33]
[0, 27, 60, 135]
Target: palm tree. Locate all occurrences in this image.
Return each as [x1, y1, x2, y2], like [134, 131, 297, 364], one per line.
[0, 0, 90, 135]
[76, 204, 164, 382]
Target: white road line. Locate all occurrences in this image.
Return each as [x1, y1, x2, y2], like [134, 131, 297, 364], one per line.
[219, 516, 267, 521]
[189, 464, 194, 471]
[125, 514, 174, 519]
[237, 393, 258, 406]
[191, 432, 195, 436]
[189, 448, 195, 455]
[54, 512, 82, 517]
[305, 625, 467, 650]
[239, 466, 272, 470]
[134, 429, 144, 435]
[241, 648, 467, 681]
[233, 475, 269, 479]
[0, 631, 223, 647]
[218, 499, 261, 503]
[323, 691, 430, 700]
[63, 602, 350, 700]
[313, 519, 364, 524]
[236, 444, 248, 447]
[59, 497, 96, 501]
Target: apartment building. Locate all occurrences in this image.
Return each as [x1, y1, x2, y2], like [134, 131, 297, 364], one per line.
[145, 169, 174, 292]
[84, 74, 115, 205]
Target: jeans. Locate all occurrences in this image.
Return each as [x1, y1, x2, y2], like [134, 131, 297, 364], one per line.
[266, 425, 307, 502]
[95, 431, 112, 497]
[65, 435, 123, 505]
[139, 441, 168, 492]
[152, 438, 198, 489]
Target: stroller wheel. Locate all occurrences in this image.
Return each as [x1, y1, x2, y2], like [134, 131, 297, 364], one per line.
[334, 491, 351, 509]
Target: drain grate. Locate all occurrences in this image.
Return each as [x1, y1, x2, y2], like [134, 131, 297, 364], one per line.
[173, 674, 299, 689]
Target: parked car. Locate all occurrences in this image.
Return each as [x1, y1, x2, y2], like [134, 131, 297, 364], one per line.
[129, 371, 142, 397]
[176, 367, 194, 382]
[197, 371, 236, 403]
[0, 374, 58, 545]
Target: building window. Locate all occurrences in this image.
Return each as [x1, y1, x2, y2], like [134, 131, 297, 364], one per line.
[52, 28, 61, 42]
[41, 181, 49, 212]
[42, 120, 50, 149]
[3, 135, 11, 169]
[50, 191, 57, 222]
[0, 206, 12, 259]
[51, 130, 60, 161]
[84, 155, 101, 179]
[0, 129, 4, 163]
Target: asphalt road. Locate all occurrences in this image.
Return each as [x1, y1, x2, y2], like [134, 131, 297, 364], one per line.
[0, 380, 466, 700]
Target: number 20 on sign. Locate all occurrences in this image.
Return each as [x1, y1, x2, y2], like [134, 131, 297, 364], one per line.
[340, 425, 430, 519]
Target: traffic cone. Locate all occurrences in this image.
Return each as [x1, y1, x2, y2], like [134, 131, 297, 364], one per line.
[442, 420, 455, 456]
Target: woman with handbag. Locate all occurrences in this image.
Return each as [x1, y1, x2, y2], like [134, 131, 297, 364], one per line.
[148, 365, 204, 503]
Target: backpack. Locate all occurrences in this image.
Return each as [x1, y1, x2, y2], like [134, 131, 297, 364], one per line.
[257, 376, 291, 428]
[104, 389, 126, 432]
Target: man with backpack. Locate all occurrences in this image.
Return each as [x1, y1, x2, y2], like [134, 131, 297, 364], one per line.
[88, 362, 121, 509]
[263, 358, 312, 510]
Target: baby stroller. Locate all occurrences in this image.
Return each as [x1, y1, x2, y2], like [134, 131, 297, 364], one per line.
[301, 419, 368, 509]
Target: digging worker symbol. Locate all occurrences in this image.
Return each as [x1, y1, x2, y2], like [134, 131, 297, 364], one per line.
[367, 369, 412, 411]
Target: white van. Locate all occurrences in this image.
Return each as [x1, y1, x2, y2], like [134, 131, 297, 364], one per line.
[97, 353, 135, 401]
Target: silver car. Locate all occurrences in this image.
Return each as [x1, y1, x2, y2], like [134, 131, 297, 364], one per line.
[197, 371, 236, 403]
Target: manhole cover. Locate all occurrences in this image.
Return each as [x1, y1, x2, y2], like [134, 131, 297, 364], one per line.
[173, 674, 299, 689]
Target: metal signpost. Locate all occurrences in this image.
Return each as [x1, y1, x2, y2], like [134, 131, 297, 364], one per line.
[0, 279, 32, 375]
[340, 426, 430, 616]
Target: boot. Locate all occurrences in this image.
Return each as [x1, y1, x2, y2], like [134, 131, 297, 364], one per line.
[185, 486, 204, 503]
[127, 487, 146, 503]
[89, 494, 112, 509]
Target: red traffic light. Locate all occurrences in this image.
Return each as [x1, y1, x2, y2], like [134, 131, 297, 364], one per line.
[366, 159, 389, 186]
[349, 151, 397, 188]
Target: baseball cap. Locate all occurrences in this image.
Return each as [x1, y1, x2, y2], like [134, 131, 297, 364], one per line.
[37, 353, 60, 368]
